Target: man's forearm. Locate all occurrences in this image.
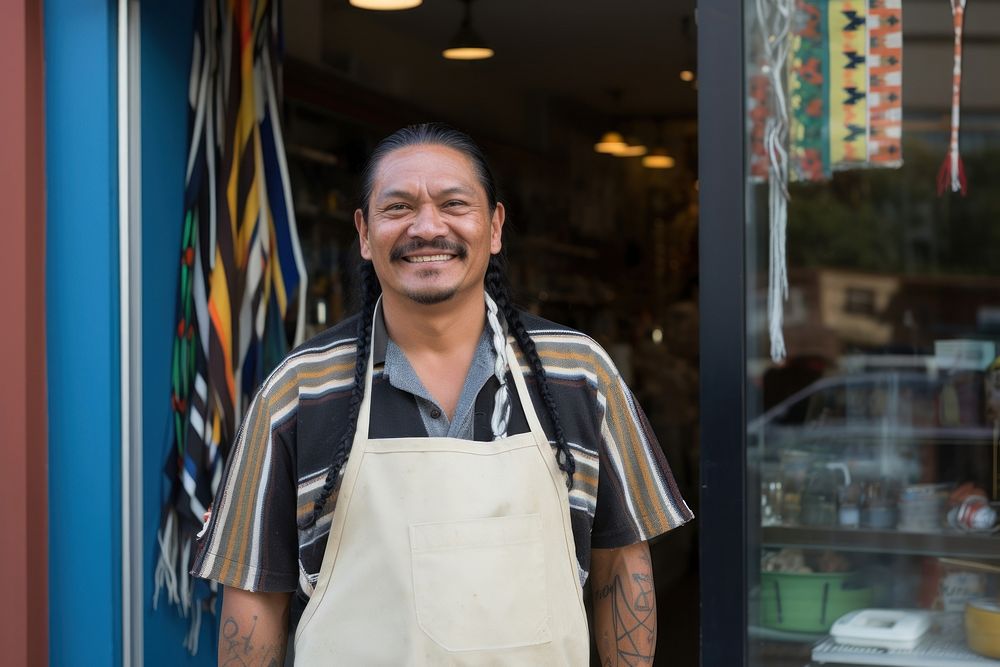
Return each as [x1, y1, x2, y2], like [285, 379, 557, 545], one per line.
[591, 541, 657, 666]
[218, 586, 292, 667]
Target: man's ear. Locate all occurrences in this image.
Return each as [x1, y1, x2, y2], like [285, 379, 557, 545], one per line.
[490, 202, 505, 254]
[355, 209, 372, 260]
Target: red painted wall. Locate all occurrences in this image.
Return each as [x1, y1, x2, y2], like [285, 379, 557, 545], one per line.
[0, 0, 48, 664]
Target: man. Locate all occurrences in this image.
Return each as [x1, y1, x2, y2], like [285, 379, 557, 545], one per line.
[193, 123, 692, 665]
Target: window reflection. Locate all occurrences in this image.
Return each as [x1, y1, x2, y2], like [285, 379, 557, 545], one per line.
[744, 0, 1000, 664]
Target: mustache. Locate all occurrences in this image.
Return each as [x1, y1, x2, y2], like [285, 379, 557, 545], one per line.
[389, 239, 468, 261]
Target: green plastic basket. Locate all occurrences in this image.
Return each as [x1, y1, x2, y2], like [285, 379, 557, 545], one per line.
[760, 571, 873, 633]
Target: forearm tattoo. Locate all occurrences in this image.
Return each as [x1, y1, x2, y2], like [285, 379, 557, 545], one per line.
[594, 550, 656, 666]
[219, 614, 286, 667]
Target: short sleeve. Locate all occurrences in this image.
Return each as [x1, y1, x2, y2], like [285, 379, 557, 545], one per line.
[190, 386, 299, 592]
[590, 366, 694, 549]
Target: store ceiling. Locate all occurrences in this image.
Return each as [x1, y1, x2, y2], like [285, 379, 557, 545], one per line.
[286, 0, 697, 136]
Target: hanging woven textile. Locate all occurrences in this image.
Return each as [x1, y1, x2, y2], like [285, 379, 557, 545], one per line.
[867, 0, 903, 167]
[828, 0, 869, 169]
[155, 0, 306, 653]
[938, 0, 968, 195]
[789, 0, 830, 183]
[749, 66, 774, 183]
[756, 0, 905, 360]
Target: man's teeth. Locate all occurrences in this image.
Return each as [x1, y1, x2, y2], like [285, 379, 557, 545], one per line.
[405, 254, 453, 263]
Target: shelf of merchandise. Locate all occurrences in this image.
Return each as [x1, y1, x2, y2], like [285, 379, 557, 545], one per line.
[762, 525, 1000, 559]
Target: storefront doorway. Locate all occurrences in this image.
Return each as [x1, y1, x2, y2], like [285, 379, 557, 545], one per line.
[134, 1, 701, 664]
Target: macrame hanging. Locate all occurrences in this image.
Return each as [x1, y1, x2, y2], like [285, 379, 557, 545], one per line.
[938, 0, 968, 195]
[754, 0, 794, 361]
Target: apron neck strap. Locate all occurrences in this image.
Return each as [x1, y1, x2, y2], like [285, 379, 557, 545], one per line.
[354, 295, 547, 444]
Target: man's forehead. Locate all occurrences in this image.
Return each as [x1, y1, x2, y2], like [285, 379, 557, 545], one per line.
[372, 145, 482, 197]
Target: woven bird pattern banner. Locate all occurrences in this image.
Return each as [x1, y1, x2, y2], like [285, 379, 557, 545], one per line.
[155, 0, 306, 653]
[750, 0, 903, 360]
[786, 0, 903, 182]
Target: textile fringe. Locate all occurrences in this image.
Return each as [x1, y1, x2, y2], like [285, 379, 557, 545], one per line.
[153, 510, 181, 611]
[155, 510, 209, 653]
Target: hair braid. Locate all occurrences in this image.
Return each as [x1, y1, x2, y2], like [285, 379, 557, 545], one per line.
[299, 262, 381, 530]
[485, 257, 576, 489]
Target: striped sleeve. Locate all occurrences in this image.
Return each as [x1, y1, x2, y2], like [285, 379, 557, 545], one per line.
[588, 344, 694, 548]
[190, 363, 300, 592]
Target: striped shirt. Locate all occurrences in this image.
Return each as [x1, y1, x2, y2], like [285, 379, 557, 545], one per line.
[192, 309, 693, 614]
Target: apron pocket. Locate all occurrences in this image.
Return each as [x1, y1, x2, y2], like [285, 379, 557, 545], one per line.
[410, 513, 552, 652]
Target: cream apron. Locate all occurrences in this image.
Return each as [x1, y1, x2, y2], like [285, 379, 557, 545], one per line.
[294, 330, 590, 665]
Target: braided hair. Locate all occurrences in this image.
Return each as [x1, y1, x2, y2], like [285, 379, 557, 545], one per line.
[298, 261, 381, 530]
[299, 123, 574, 530]
[484, 254, 577, 485]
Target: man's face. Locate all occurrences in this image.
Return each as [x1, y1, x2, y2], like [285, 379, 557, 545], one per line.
[355, 144, 504, 307]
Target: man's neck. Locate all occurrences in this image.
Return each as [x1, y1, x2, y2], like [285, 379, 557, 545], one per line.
[380, 288, 487, 356]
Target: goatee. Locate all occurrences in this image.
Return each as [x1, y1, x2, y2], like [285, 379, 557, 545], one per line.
[404, 286, 460, 305]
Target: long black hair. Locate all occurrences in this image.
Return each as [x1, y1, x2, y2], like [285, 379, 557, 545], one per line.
[299, 123, 575, 530]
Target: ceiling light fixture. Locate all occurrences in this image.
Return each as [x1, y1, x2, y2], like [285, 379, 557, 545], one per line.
[642, 151, 675, 169]
[679, 14, 697, 85]
[614, 141, 648, 157]
[594, 131, 628, 154]
[349, 0, 422, 10]
[443, 0, 494, 60]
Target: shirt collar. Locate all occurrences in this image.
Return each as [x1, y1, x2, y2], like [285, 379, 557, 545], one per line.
[369, 293, 508, 366]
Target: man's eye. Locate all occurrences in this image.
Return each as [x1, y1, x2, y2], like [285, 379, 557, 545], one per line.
[386, 203, 408, 212]
[444, 200, 467, 208]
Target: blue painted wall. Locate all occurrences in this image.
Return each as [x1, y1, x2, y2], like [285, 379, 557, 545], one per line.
[140, 0, 217, 664]
[45, 1, 122, 665]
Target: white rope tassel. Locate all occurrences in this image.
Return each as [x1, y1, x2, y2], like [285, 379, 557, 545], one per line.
[485, 292, 511, 439]
[756, 0, 793, 361]
[184, 603, 202, 655]
[153, 510, 180, 609]
[768, 180, 789, 361]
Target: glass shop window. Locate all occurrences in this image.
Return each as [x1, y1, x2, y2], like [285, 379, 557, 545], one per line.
[743, 0, 1000, 665]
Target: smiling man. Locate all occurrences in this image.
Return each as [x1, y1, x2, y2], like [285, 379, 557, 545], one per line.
[192, 123, 692, 666]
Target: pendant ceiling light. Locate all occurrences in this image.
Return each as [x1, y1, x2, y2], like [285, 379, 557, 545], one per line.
[443, 0, 494, 60]
[594, 131, 627, 154]
[679, 14, 697, 85]
[350, 0, 422, 9]
[594, 131, 647, 157]
[614, 138, 648, 157]
[643, 149, 676, 169]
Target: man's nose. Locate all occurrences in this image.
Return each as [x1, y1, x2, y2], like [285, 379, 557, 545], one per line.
[408, 203, 448, 238]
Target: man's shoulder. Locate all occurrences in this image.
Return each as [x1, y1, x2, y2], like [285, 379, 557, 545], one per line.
[517, 310, 577, 337]
[516, 310, 619, 377]
[290, 314, 362, 356]
[255, 315, 362, 398]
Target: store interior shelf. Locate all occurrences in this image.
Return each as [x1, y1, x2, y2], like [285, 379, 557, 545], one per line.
[762, 525, 1000, 559]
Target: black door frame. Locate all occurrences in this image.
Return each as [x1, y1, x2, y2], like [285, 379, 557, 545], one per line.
[697, 0, 747, 664]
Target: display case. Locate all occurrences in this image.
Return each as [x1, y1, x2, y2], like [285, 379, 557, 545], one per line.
[749, 358, 1000, 666]
[741, 0, 1000, 659]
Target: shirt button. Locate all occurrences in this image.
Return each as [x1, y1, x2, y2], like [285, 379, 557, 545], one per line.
[430, 408, 442, 419]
